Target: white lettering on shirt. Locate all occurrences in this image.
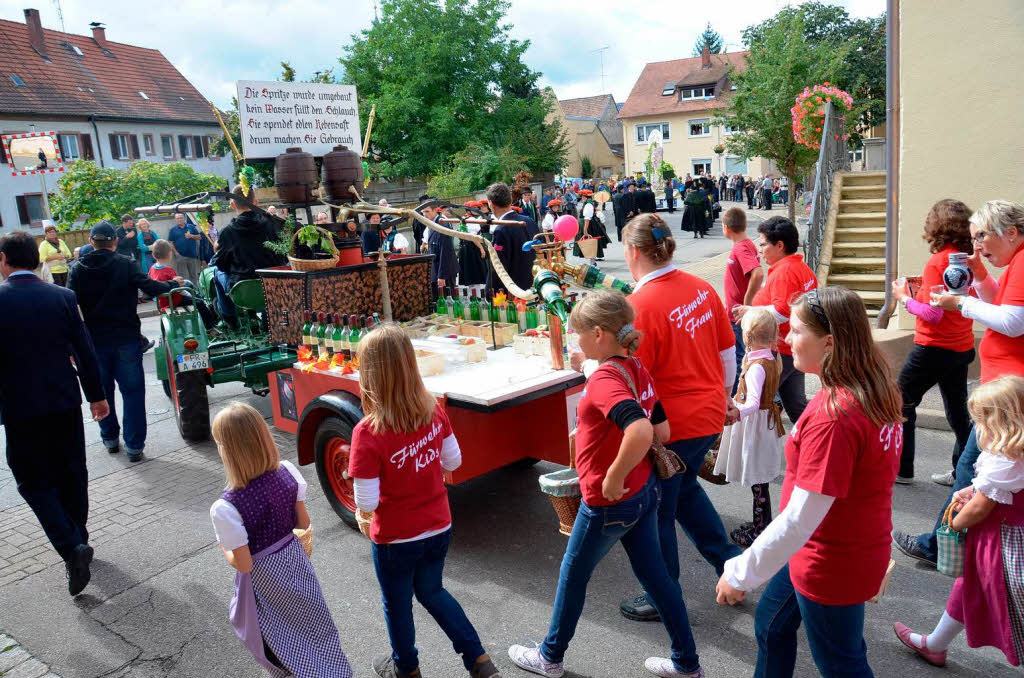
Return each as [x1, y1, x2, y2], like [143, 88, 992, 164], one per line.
[879, 423, 903, 454]
[668, 288, 711, 330]
[390, 419, 444, 472]
[802, 278, 816, 291]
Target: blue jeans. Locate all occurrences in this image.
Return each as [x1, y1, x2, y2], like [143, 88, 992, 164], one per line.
[915, 424, 979, 560]
[658, 435, 741, 579]
[213, 269, 237, 319]
[754, 565, 873, 677]
[542, 473, 699, 672]
[371, 529, 484, 674]
[95, 341, 147, 451]
[731, 322, 746, 394]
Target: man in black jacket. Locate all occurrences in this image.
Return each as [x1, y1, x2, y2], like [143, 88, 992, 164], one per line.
[0, 230, 108, 595]
[638, 182, 658, 213]
[418, 201, 457, 298]
[485, 182, 535, 296]
[209, 185, 286, 323]
[612, 184, 626, 240]
[69, 222, 179, 462]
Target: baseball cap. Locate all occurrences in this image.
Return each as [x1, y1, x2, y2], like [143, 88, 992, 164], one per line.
[90, 221, 116, 241]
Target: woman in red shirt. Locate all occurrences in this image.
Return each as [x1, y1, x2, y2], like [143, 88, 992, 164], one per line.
[890, 199, 976, 485]
[716, 286, 903, 677]
[615, 214, 741, 624]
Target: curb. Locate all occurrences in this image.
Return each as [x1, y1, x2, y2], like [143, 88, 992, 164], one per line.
[138, 307, 160, 319]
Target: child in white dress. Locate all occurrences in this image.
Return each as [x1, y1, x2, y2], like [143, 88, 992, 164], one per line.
[714, 308, 786, 547]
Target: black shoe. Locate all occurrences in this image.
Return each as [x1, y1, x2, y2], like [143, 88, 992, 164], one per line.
[892, 529, 936, 567]
[67, 543, 92, 596]
[373, 655, 419, 678]
[620, 592, 661, 622]
[470, 658, 501, 678]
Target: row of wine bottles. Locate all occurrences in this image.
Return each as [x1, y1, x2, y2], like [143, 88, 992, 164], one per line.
[300, 311, 380, 360]
[435, 285, 566, 331]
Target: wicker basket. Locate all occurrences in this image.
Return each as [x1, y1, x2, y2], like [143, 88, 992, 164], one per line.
[576, 236, 599, 259]
[288, 226, 339, 271]
[293, 526, 314, 556]
[698, 433, 729, 485]
[539, 433, 581, 536]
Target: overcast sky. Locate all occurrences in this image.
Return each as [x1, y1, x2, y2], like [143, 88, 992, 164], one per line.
[2, 0, 884, 108]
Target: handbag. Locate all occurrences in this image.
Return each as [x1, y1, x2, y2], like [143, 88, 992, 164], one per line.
[292, 526, 314, 557]
[699, 434, 729, 485]
[606, 361, 685, 479]
[936, 502, 966, 578]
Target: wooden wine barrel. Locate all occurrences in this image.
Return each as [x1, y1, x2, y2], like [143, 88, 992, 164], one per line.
[274, 147, 319, 204]
[321, 145, 363, 202]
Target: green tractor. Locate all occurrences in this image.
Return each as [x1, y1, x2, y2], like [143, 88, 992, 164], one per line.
[154, 269, 296, 441]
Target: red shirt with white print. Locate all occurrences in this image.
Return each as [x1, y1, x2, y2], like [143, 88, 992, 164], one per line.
[349, 407, 455, 544]
[751, 253, 817, 356]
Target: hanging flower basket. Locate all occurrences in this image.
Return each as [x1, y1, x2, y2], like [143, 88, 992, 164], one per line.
[713, 144, 725, 155]
[791, 83, 853, 150]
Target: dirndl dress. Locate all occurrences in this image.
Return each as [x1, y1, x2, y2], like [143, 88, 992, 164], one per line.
[945, 457, 1024, 666]
[714, 356, 785, 486]
[572, 207, 610, 259]
[217, 467, 352, 678]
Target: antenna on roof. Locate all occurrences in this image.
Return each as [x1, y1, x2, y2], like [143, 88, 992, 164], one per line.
[52, 0, 65, 32]
[590, 46, 609, 93]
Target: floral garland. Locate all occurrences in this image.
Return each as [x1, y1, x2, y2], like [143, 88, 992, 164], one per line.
[791, 83, 853, 149]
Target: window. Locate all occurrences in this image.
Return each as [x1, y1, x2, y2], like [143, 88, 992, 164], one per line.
[161, 135, 174, 159]
[849, 147, 864, 163]
[725, 156, 748, 175]
[205, 135, 221, 159]
[10, 74, 25, 87]
[109, 133, 129, 160]
[178, 135, 194, 159]
[661, 81, 676, 96]
[193, 135, 205, 159]
[80, 134, 94, 161]
[138, 91, 150, 100]
[688, 119, 711, 137]
[680, 86, 714, 100]
[57, 133, 80, 161]
[691, 160, 712, 176]
[723, 121, 741, 135]
[635, 122, 670, 144]
[15, 194, 45, 226]
[143, 134, 155, 156]
[71, 44, 83, 57]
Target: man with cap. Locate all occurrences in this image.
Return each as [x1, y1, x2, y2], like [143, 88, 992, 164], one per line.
[68, 222, 182, 462]
[418, 199, 457, 299]
[0, 229, 107, 596]
[519, 187, 538, 223]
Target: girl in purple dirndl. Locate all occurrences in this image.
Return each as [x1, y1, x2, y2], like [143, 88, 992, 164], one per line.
[210, 402, 352, 677]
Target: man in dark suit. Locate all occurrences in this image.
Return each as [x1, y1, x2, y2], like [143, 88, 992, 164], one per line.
[621, 183, 639, 225]
[485, 182, 535, 295]
[519, 187, 539, 223]
[418, 200, 457, 299]
[0, 230, 108, 596]
[612, 184, 626, 240]
[638, 183, 658, 213]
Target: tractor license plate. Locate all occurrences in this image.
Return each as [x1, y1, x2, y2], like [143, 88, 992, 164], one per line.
[176, 352, 209, 372]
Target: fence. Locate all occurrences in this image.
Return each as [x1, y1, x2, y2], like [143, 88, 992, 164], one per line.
[804, 102, 850, 273]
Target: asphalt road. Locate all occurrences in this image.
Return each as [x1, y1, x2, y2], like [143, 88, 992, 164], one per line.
[0, 210, 1017, 677]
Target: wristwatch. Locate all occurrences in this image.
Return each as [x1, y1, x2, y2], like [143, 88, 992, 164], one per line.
[956, 296, 966, 312]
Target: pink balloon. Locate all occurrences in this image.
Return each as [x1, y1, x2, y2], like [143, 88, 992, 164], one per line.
[552, 214, 579, 241]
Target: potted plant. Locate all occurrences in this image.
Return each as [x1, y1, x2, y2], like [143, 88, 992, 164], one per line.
[791, 82, 854, 150]
[264, 216, 339, 271]
[713, 144, 725, 155]
[660, 161, 676, 179]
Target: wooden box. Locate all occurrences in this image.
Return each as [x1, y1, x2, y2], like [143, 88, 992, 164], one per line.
[458, 321, 517, 347]
[414, 349, 446, 377]
[259, 253, 434, 346]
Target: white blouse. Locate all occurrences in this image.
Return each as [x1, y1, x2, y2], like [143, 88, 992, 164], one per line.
[972, 451, 1024, 504]
[735, 349, 774, 420]
[209, 460, 308, 551]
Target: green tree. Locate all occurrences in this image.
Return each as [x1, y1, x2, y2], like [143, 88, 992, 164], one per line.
[742, 2, 886, 141]
[280, 61, 296, 82]
[427, 142, 528, 198]
[693, 23, 724, 56]
[50, 161, 225, 228]
[339, 0, 567, 178]
[722, 10, 848, 221]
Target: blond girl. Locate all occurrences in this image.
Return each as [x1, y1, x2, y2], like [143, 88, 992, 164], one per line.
[348, 325, 500, 678]
[209, 402, 351, 678]
[714, 308, 785, 546]
[896, 375, 1024, 667]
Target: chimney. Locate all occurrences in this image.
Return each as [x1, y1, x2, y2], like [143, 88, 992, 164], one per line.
[91, 22, 108, 50]
[23, 8, 48, 60]
[701, 44, 710, 69]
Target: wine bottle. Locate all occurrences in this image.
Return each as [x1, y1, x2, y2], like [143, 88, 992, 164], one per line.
[324, 314, 336, 357]
[516, 299, 528, 331]
[446, 289, 456, 319]
[316, 312, 329, 355]
[452, 289, 464, 322]
[483, 295, 494, 322]
[301, 310, 312, 347]
[525, 303, 539, 329]
[436, 285, 448, 316]
[309, 312, 321, 350]
[506, 298, 518, 325]
[358, 315, 370, 340]
[348, 314, 361, 356]
[332, 314, 344, 357]
[469, 289, 482, 321]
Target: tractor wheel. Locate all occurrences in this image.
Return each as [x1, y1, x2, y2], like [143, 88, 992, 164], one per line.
[313, 417, 359, 530]
[165, 341, 210, 441]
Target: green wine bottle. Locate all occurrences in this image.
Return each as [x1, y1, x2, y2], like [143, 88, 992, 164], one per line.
[469, 289, 482, 321]
[301, 310, 312, 347]
[316, 312, 328, 355]
[446, 289, 456, 319]
[323, 314, 336, 357]
[332, 313, 344, 357]
[436, 285, 448, 316]
[506, 299, 518, 325]
[526, 303, 539, 329]
[452, 287, 464, 321]
[348, 314, 361, 356]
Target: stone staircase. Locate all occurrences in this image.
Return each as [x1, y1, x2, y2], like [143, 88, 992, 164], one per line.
[821, 171, 887, 317]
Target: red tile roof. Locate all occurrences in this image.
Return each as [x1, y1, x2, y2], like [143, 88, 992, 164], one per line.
[0, 19, 217, 124]
[560, 94, 614, 120]
[618, 51, 748, 120]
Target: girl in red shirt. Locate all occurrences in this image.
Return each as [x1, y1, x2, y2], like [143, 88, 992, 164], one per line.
[348, 325, 499, 678]
[891, 199, 976, 485]
[716, 287, 903, 677]
[509, 290, 704, 678]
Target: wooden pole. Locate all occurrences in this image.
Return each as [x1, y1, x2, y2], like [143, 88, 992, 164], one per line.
[209, 101, 243, 163]
[361, 104, 376, 158]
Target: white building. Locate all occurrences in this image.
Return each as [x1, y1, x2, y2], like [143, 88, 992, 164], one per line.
[0, 8, 232, 231]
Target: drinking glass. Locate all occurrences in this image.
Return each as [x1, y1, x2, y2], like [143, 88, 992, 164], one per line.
[929, 284, 948, 306]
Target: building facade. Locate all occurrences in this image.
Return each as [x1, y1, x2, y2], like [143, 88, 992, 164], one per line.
[546, 91, 624, 179]
[0, 9, 231, 231]
[617, 49, 771, 181]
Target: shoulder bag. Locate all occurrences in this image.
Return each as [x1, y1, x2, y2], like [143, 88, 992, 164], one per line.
[605, 360, 684, 479]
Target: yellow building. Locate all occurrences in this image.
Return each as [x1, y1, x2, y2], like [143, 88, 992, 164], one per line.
[617, 50, 771, 181]
[545, 90, 624, 179]
[890, 0, 1024, 331]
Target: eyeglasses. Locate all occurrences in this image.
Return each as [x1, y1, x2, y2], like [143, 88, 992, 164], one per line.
[972, 230, 992, 244]
[805, 289, 832, 334]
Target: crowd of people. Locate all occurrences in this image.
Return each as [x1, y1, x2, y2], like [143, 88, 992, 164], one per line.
[5, 186, 1024, 678]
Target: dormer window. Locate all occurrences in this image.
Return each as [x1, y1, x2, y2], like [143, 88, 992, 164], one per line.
[661, 82, 676, 96]
[680, 86, 715, 101]
[138, 91, 150, 100]
[10, 74, 25, 87]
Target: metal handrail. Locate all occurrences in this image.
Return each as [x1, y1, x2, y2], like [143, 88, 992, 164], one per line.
[804, 102, 850, 273]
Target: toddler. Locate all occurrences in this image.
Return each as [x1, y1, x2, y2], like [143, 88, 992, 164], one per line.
[149, 239, 214, 327]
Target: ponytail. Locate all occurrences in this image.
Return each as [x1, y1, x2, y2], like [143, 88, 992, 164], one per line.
[569, 290, 641, 356]
[623, 213, 675, 266]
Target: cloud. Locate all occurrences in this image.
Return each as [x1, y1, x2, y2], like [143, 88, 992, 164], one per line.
[1, 0, 884, 108]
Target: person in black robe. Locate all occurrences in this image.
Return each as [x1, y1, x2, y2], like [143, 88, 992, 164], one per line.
[458, 201, 489, 288]
[620, 184, 639, 228]
[638, 184, 658, 213]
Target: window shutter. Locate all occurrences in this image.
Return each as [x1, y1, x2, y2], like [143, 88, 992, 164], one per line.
[178, 135, 188, 158]
[0, 136, 7, 164]
[130, 135, 140, 159]
[16, 195, 30, 225]
[80, 134, 94, 160]
[109, 134, 119, 159]
[201, 135, 211, 157]
[192, 135, 204, 158]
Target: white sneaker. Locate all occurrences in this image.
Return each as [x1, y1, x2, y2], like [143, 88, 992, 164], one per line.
[508, 645, 563, 677]
[931, 470, 955, 487]
[644, 657, 704, 677]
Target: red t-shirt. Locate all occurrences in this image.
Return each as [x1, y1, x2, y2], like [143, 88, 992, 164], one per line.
[780, 388, 900, 606]
[348, 407, 454, 544]
[149, 264, 182, 310]
[574, 356, 655, 507]
[632, 269, 735, 441]
[751, 254, 818, 356]
[913, 247, 975, 352]
[724, 238, 761, 312]
[979, 246, 1024, 384]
